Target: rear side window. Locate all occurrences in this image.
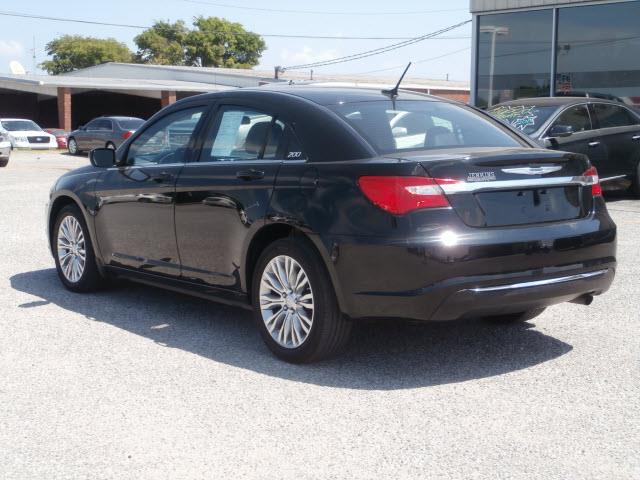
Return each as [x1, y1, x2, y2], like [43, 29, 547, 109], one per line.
[593, 104, 639, 128]
[117, 119, 144, 130]
[202, 107, 306, 162]
[551, 105, 592, 133]
[331, 100, 522, 154]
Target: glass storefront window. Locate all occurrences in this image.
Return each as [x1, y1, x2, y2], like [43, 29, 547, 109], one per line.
[477, 10, 553, 108]
[556, 2, 640, 108]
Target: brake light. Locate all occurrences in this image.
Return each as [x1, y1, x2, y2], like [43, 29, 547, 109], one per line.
[358, 176, 453, 214]
[122, 130, 135, 140]
[583, 166, 602, 197]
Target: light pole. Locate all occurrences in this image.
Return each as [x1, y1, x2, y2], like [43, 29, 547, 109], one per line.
[480, 26, 509, 107]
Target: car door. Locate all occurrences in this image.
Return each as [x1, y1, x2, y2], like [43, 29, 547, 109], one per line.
[77, 119, 98, 150]
[93, 105, 209, 277]
[543, 104, 607, 169]
[590, 102, 640, 179]
[94, 119, 113, 149]
[174, 103, 291, 291]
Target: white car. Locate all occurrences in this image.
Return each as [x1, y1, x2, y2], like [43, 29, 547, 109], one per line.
[0, 118, 57, 150]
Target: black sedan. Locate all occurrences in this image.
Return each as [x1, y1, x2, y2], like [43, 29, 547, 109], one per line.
[47, 87, 616, 362]
[489, 97, 640, 194]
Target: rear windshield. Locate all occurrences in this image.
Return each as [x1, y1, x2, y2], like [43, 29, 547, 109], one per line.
[329, 100, 522, 154]
[1, 120, 42, 132]
[488, 104, 557, 135]
[117, 119, 144, 130]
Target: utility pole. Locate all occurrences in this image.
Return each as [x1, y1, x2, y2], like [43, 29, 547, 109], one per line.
[274, 66, 283, 79]
[31, 36, 36, 74]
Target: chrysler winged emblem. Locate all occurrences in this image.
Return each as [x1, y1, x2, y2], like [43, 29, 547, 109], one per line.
[501, 165, 562, 175]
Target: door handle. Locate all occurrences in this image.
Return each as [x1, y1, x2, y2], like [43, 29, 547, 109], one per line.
[632, 135, 640, 141]
[236, 169, 265, 181]
[150, 171, 173, 183]
[588, 141, 601, 148]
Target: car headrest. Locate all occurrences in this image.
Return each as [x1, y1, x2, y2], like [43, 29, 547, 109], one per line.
[244, 122, 271, 154]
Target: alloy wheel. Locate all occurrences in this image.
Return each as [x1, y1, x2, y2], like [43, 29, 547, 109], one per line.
[68, 139, 77, 154]
[259, 255, 314, 349]
[57, 215, 86, 283]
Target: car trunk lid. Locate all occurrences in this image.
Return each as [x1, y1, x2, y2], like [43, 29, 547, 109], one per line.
[393, 147, 595, 227]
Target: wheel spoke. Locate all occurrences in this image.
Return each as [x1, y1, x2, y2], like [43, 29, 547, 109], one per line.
[56, 215, 86, 284]
[259, 254, 314, 349]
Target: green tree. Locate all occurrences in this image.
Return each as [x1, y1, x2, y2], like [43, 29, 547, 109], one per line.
[185, 17, 266, 68]
[134, 17, 266, 68]
[40, 35, 133, 74]
[133, 20, 189, 65]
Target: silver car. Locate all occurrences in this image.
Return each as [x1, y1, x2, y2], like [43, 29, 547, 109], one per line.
[67, 116, 144, 155]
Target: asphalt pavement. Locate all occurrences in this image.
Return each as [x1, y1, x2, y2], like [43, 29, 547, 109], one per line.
[1, 150, 638, 479]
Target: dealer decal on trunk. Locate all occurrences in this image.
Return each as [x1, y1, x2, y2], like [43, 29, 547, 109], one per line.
[467, 171, 497, 182]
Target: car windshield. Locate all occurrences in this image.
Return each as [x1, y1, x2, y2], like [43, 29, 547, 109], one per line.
[1, 120, 42, 132]
[329, 100, 522, 154]
[117, 119, 144, 130]
[488, 104, 558, 135]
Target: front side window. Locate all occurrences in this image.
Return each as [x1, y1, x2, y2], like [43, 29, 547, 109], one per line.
[126, 107, 205, 166]
[551, 105, 592, 133]
[331, 100, 522, 154]
[592, 104, 638, 129]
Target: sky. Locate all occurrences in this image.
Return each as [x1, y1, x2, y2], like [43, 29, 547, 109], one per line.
[0, 0, 472, 81]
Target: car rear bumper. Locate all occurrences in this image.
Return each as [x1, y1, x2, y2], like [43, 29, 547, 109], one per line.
[325, 205, 617, 322]
[428, 266, 614, 321]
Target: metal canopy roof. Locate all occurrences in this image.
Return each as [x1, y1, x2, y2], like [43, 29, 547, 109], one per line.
[0, 73, 235, 98]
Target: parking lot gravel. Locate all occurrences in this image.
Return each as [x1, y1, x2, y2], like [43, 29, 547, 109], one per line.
[1, 150, 639, 479]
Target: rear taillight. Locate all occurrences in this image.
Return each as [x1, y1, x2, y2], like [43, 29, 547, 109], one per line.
[122, 130, 135, 140]
[583, 166, 602, 197]
[358, 176, 453, 215]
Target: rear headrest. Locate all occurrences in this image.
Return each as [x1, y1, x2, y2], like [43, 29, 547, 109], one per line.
[244, 122, 271, 154]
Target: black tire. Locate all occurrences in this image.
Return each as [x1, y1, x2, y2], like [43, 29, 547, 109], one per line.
[67, 137, 80, 155]
[251, 238, 351, 363]
[106, 141, 116, 150]
[52, 204, 105, 292]
[0, 158, 8, 168]
[483, 308, 546, 324]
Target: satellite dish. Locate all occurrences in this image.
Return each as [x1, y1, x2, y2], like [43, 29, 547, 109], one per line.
[9, 61, 26, 75]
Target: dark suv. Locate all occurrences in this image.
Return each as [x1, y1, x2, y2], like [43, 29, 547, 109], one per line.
[67, 116, 144, 154]
[47, 87, 616, 362]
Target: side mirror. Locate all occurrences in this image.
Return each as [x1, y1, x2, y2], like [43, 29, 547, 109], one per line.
[548, 124, 574, 138]
[90, 148, 116, 168]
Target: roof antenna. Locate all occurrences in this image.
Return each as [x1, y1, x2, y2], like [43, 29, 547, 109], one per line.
[382, 62, 412, 99]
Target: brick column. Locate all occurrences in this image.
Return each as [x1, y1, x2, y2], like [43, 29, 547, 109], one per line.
[57, 87, 72, 131]
[161, 90, 177, 108]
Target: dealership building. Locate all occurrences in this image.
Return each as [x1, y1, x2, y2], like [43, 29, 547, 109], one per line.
[0, 63, 469, 131]
[470, 0, 640, 108]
